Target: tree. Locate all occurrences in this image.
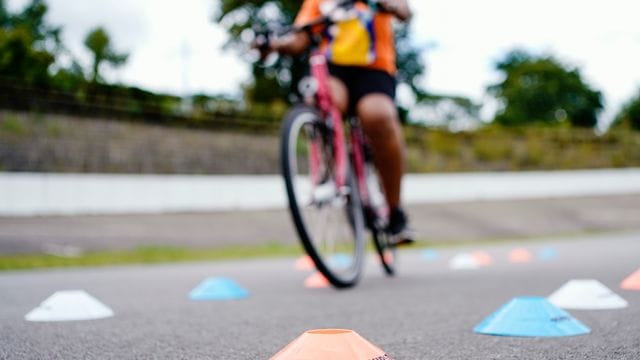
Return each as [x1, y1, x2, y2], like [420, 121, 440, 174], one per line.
[215, 0, 426, 108]
[394, 24, 427, 99]
[489, 50, 603, 128]
[84, 27, 128, 83]
[409, 94, 481, 131]
[614, 90, 640, 131]
[0, 0, 9, 25]
[0, 0, 60, 86]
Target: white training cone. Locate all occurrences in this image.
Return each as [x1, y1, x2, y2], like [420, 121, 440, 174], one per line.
[25, 290, 114, 322]
[449, 253, 480, 270]
[548, 279, 628, 310]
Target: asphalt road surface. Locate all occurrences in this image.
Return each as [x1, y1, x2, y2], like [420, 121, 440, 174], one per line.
[1, 194, 640, 254]
[1, 231, 639, 359]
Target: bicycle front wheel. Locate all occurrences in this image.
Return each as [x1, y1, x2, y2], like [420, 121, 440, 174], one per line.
[281, 105, 365, 288]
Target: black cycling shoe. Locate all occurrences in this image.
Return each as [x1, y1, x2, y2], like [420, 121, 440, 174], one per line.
[386, 207, 416, 247]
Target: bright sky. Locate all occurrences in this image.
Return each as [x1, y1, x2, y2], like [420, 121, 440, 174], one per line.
[7, 0, 640, 125]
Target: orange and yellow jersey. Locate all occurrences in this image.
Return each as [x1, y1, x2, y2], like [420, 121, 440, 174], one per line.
[295, 0, 397, 75]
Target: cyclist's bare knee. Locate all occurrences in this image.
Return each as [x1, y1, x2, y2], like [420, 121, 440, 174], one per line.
[329, 77, 349, 114]
[357, 94, 401, 138]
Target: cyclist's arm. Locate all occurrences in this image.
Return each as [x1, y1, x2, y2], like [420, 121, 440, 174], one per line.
[270, 32, 311, 56]
[378, 0, 412, 22]
[266, 0, 318, 56]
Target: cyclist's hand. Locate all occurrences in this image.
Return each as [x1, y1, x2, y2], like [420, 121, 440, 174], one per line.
[374, 0, 397, 13]
[374, 0, 411, 21]
[251, 32, 273, 61]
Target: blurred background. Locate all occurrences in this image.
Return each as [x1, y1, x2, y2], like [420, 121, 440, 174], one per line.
[1, 0, 639, 268]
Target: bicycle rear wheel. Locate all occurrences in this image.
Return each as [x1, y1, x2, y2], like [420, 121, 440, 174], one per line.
[281, 105, 365, 288]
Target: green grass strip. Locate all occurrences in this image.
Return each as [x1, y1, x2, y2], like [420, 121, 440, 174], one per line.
[0, 243, 302, 272]
[0, 229, 621, 272]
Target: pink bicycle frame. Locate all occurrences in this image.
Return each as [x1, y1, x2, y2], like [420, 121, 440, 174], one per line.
[307, 50, 372, 206]
[308, 51, 348, 190]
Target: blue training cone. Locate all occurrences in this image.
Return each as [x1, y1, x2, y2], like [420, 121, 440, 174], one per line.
[422, 249, 438, 261]
[474, 297, 590, 337]
[328, 253, 353, 269]
[189, 277, 249, 301]
[538, 247, 558, 261]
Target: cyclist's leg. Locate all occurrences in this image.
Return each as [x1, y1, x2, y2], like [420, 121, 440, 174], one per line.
[329, 77, 349, 114]
[356, 94, 405, 210]
[358, 94, 414, 245]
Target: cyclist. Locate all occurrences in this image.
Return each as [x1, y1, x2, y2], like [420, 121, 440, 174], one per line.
[263, 0, 414, 245]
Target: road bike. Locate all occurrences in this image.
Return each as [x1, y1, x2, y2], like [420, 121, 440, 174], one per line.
[262, 0, 397, 288]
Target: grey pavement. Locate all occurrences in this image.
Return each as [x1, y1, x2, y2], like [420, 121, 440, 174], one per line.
[1, 194, 639, 253]
[0, 231, 639, 359]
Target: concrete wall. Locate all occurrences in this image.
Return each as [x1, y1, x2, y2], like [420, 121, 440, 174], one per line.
[1, 169, 640, 216]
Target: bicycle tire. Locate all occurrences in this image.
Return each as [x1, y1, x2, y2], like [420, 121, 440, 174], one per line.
[372, 222, 396, 276]
[362, 166, 397, 276]
[281, 105, 365, 288]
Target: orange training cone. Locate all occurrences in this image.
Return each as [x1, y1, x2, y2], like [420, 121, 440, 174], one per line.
[473, 251, 493, 266]
[305, 272, 330, 289]
[271, 329, 394, 360]
[376, 250, 395, 266]
[509, 248, 533, 263]
[621, 268, 640, 291]
[295, 255, 315, 271]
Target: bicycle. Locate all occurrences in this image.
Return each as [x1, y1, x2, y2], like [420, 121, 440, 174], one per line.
[260, 0, 398, 288]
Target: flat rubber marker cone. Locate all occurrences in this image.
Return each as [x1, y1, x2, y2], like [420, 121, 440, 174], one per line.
[25, 290, 114, 322]
[473, 251, 493, 266]
[422, 249, 438, 261]
[538, 247, 558, 261]
[295, 255, 315, 271]
[621, 268, 640, 291]
[474, 296, 590, 337]
[549, 279, 628, 310]
[373, 251, 394, 266]
[379, 250, 395, 265]
[509, 248, 533, 263]
[271, 329, 394, 360]
[449, 253, 480, 270]
[189, 277, 249, 301]
[305, 272, 330, 289]
[329, 253, 353, 269]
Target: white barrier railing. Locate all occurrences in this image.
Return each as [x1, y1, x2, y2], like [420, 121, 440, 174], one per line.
[1, 169, 639, 216]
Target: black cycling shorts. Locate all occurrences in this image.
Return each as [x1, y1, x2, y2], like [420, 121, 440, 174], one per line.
[328, 64, 397, 116]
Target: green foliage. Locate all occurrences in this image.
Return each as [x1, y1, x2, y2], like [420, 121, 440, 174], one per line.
[0, 244, 301, 271]
[472, 133, 513, 162]
[614, 89, 640, 131]
[217, 0, 300, 38]
[0, 1, 249, 125]
[215, 0, 426, 106]
[1, 114, 27, 135]
[0, 26, 54, 85]
[84, 27, 128, 83]
[3, 0, 61, 46]
[410, 94, 481, 129]
[50, 60, 85, 91]
[395, 24, 426, 98]
[0, 0, 59, 86]
[216, 1, 304, 105]
[0, 0, 8, 25]
[489, 50, 603, 128]
[402, 124, 640, 173]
